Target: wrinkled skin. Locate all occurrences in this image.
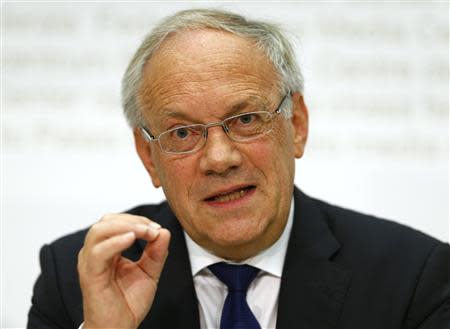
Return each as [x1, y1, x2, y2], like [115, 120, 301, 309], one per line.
[135, 29, 308, 261]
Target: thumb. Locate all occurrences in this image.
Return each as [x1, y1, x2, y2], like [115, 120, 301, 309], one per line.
[138, 228, 171, 280]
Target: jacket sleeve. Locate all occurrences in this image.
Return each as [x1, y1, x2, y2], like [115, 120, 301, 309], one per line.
[404, 242, 450, 329]
[27, 244, 77, 329]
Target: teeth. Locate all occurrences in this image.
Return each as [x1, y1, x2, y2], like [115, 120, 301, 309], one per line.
[213, 188, 247, 203]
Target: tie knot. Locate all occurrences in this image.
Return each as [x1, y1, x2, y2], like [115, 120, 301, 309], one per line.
[208, 262, 260, 292]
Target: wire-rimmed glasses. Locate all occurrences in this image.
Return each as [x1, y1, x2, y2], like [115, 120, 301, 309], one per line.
[141, 93, 291, 154]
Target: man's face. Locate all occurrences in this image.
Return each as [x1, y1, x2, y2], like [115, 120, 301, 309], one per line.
[135, 30, 308, 260]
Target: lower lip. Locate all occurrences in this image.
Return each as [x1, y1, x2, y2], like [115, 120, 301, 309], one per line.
[204, 187, 256, 208]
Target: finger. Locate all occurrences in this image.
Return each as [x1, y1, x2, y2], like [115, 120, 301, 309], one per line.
[85, 218, 160, 246]
[84, 231, 137, 274]
[137, 228, 171, 281]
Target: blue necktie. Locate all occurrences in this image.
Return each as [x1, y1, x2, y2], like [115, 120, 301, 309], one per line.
[208, 262, 262, 329]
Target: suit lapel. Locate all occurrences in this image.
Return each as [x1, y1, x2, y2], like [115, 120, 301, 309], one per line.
[137, 204, 200, 329]
[277, 188, 351, 329]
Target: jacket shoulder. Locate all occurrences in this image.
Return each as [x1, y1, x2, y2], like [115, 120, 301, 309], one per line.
[310, 196, 443, 253]
[302, 194, 450, 327]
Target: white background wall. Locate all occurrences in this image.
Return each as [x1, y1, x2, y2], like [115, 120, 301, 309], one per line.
[2, 2, 448, 328]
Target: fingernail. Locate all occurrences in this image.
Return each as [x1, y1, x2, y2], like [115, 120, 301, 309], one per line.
[149, 222, 161, 230]
[122, 231, 135, 240]
[147, 226, 160, 239]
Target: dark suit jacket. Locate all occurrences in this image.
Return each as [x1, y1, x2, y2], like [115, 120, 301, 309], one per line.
[28, 188, 450, 329]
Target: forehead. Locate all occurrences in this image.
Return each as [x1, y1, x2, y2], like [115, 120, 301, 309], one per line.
[137, 29, 280, 122]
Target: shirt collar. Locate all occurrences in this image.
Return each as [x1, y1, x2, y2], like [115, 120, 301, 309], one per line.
[184, 196, 294, 278]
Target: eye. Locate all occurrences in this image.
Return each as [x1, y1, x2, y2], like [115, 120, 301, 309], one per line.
[168, 126, 203, 141]
[238, 113, 255, 124]
[174, 127, 189, 139]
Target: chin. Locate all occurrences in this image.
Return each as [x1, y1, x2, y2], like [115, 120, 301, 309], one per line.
[208, 224, 265, 249]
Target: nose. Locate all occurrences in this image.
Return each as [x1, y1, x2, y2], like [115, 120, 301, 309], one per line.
[199, 125, 243, 176]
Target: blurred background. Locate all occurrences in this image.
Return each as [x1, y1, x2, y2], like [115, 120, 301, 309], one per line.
[2, 1, 448, 327]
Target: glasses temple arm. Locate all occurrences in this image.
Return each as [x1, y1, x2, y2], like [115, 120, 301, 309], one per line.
[141, 127, 156, 141]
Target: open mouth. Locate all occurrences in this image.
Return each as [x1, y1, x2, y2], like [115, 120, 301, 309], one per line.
[205, 186, 256, 203]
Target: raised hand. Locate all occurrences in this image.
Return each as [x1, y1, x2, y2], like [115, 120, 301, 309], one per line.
[77, 214, 171, 329]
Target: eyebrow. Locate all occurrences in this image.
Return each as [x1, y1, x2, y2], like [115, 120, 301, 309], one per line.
[161, 96, 270, 124]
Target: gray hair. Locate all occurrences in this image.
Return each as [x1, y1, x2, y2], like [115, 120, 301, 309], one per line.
[122, 8, 304, 128]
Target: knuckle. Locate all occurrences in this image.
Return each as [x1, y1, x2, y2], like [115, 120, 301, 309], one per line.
[77, 249, 87, 274]
[77, 249, 83, 266]
[78, 247, 84, 260]
[101, 213, 116, 222]
[90, 244, 102, 259]
[87, 223, 101, 237]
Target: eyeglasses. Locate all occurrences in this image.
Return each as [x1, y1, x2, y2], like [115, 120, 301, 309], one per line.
[141, 93, 291, 155]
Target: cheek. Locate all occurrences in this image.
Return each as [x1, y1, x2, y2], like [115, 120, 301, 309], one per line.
[255, 127, 296, 179]
[156, 157, 197, 204]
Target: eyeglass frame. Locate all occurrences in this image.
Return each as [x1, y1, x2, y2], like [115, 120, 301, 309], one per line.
[140, 92, 292, 155]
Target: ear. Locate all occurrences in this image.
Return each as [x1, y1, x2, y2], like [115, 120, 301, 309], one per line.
[133, 128, 162, 188]
[290, 92, 309, 158]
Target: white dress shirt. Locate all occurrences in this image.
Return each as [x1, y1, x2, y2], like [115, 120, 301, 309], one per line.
[185, 198, 294, 329]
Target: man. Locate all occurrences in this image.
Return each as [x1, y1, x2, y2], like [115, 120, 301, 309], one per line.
[28, 8, 450, 329]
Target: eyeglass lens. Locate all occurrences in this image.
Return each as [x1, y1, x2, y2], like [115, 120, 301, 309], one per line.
[159, 111, 274, 153]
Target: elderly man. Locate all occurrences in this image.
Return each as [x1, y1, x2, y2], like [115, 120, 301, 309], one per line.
[28, 9, 449, 329]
